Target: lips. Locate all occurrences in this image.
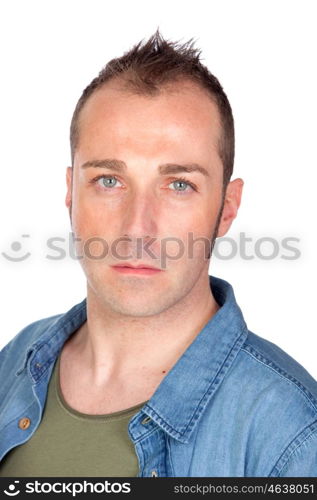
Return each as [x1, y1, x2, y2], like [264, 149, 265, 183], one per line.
[110, 262, 163, 275]
[113, 263, 159, 270]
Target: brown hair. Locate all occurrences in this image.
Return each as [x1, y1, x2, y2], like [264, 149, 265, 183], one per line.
[70, 30, 235, 190]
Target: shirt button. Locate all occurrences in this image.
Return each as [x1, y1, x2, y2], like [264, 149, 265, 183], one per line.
[141, 416, 152, 425]
[18, 417, 31, 430]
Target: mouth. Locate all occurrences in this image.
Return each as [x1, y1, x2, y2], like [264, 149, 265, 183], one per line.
[111, 263, 163, 275]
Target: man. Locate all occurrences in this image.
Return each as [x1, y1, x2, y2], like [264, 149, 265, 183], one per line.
[0, 31, 317, 477]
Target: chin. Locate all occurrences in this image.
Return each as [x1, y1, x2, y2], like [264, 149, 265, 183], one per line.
[103, 297, 167, 318]
[87, 280, 160, 315]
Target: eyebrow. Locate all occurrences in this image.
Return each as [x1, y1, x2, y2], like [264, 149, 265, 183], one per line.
[80, 159, 210, 177]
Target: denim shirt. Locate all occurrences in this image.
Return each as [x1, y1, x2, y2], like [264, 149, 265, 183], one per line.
[1, 275, 317, 477]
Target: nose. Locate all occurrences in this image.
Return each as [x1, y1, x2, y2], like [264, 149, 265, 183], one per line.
[120, 190, 159, 241]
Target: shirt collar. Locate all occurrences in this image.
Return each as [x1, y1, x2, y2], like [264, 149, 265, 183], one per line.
[16, 299, 87, 379]
[17, 275, 248, 444]
[141, 275, 249, 443]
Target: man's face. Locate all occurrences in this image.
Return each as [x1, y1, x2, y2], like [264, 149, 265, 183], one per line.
[66, 80, 242, 317]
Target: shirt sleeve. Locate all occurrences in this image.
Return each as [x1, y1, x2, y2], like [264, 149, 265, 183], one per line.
[275, 425, 317, 477]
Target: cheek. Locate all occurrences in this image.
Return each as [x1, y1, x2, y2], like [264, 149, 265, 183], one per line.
[168, 201, 217, 235]
[71, 182, 114, 232]
[160, 208, 217, 264]
[71, 205, 118, 263]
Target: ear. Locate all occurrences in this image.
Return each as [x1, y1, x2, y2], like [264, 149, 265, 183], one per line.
[65, 167, 73, 209]
[216, 178, 244, 238]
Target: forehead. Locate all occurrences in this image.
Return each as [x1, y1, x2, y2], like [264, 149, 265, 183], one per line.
[75, 79, 222, 165]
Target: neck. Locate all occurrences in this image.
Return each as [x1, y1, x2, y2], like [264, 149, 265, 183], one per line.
[71, 272, 220, 386]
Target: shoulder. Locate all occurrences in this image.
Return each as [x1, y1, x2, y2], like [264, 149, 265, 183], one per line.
[240, 330, 317, 412]
[0, 299, 86, 377]
[0, 313, 64, 373]
[230, 330, 317, 476]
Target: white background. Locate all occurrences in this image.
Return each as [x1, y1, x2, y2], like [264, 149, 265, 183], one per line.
[0, 0, 316, 377]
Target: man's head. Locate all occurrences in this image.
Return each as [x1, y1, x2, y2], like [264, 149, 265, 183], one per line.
[66, 31, 243, 317]
[70, 31, 234, 195]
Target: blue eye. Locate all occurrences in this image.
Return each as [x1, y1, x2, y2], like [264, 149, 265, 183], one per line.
[98, 176, 119, 188]
[92, 176, 123, 189]
[170, 180, 190, 191]
[169, 178, 196, 194]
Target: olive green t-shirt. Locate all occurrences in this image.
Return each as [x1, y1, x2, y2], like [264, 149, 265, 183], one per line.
[0, 355, 146, 477]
